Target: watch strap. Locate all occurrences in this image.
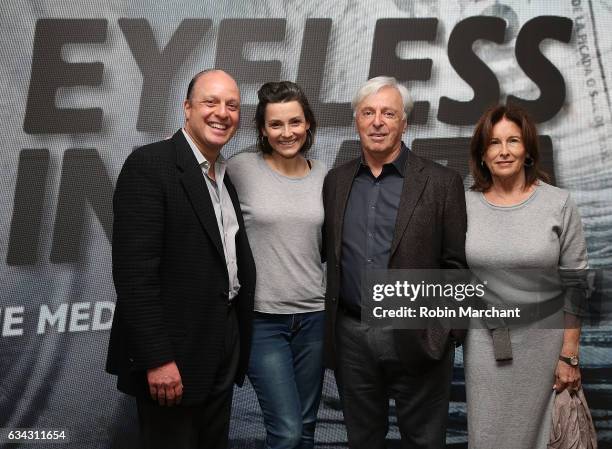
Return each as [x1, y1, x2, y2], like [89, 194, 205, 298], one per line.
[559, 354, 579, 366]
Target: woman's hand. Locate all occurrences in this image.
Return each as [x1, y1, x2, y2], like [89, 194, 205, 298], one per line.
[553, 359, 581, 393]
[555, 313, 582, 393]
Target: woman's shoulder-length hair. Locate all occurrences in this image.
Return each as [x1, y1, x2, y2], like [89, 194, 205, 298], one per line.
[469, 104, 550, 191]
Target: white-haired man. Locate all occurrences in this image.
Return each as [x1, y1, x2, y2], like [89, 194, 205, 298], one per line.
[322, 76, 467, 449]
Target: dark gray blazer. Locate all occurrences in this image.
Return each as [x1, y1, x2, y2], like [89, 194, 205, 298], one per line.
[106, 130, 256, 405]
[323, 146, 467, 371]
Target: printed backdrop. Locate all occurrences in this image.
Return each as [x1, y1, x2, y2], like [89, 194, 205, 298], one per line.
[0, 1, 611, 447]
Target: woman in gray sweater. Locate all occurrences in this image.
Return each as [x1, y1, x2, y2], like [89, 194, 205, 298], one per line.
[227, 81, 326, 449]
[463, 104, 588, 448]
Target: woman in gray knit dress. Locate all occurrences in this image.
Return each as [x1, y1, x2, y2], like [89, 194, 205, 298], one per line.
[463, 105, 588, 448]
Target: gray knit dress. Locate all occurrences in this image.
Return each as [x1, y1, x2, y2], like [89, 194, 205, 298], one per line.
[464, 182, 588, 449]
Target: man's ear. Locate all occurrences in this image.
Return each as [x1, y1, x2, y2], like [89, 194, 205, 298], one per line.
[183, 99, 191, 121]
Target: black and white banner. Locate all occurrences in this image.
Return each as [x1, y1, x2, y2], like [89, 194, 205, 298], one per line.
[1, 1, 611, 447]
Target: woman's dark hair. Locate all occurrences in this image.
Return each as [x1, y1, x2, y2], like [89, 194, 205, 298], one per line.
[469, 104, 550, 191]
[255, 81, 317, 154]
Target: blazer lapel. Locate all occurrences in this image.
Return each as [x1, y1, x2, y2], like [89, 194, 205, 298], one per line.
[333, 159, 361, 262]
[389, 151, 428, 259]
[173, 131, 225, 261]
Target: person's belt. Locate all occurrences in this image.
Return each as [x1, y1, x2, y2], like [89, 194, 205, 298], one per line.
[339, 301, 361, 321]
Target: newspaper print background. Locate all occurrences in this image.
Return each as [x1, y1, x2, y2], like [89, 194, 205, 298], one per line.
[0, 0, 610, 447]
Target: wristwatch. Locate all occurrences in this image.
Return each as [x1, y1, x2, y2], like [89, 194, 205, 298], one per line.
[559, 354, 579, 367]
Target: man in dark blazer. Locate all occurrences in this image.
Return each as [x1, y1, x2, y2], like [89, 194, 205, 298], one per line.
[106, 69, 255, 449]
[323, 76, 467, 449]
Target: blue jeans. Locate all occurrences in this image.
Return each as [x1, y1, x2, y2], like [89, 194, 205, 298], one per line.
[248, 310, 325, 449]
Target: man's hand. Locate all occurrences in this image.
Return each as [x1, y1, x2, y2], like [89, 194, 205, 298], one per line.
[147, 361, 183, 406]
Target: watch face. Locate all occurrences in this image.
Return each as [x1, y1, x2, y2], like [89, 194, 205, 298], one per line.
[571, 356, 579, 366]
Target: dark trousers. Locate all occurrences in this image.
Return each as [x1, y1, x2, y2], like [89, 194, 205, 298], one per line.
[136, 308, 240, 449]
[334, 308, 453, 449]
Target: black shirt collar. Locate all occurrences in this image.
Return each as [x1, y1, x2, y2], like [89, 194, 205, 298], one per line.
[358, 142, 410, 178]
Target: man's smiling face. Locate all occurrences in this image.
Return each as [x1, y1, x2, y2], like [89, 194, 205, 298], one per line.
[355, 86, 407, 160]
[183, 70, 240, 154]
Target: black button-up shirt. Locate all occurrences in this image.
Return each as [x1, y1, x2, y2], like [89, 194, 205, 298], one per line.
[339, 144, 409, 314]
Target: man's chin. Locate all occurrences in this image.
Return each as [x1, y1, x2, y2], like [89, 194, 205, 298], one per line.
[205, 136, 232, 149]
[363, 144, 389, 154]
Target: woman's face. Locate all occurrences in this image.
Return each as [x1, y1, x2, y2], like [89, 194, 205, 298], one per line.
[262, 101, 310, 158]
[483, 117, 527, 183]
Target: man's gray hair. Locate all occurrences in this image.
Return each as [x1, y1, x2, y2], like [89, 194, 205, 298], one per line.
[351, 76, 414, 119]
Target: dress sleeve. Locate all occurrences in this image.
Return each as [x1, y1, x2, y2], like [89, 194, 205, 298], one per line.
[559, 194, 588, 269]
[558, 194, 589, 316]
